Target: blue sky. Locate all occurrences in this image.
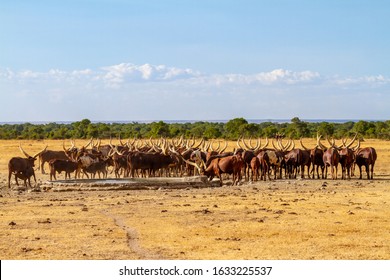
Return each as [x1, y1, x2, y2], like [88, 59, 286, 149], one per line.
[1, 0, 389, 122]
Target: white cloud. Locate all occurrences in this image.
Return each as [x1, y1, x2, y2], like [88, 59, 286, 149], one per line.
[3, 64, 387, 89]
[1, 63, 389, 121]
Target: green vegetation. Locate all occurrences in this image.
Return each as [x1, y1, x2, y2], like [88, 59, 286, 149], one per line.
[0, 118, 389, 140]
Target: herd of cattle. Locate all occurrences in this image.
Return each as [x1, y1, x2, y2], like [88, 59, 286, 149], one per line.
[7, 134, 377, 188]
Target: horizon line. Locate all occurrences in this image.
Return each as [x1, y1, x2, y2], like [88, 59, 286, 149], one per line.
[0, 118, 387, 125]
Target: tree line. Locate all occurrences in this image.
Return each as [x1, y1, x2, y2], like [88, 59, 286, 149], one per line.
[0, 117, 389, 140]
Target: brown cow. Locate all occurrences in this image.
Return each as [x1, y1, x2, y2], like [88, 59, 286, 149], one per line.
[38, 149, 68, 174]
[323, 148, 340, 180]
[8, 144, 46, 188]
[310, 148, 325, 179]
[354, 141, 377, 179]
[49, 159, 80, 180]
[250, 156, 260, 181]
[300, 138, 324, 179]
[12, 165, 35, 188]
[284, 149, 303, 179]
[191, 152, 244, 186]
[318, 136, 340, 180]
[256, 150, 271, 181]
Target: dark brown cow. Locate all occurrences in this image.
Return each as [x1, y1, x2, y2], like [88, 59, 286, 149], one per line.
[300, 138, 323, 179]
[38, 149, 68, 174]
[236, 138, 268, 181]
[322, 148, 340, 180]
[112, 152, 129, 178]
[8, 157, 36, 188]
[310, 148, 325, 179]
[63, 144, 100, 179]
[339, 148, 355, 179]
[355, 146, 377, 179]
[265, 149, 285, 179]
[8, 144, 45, 188]
[126, 149, 181, 178]
[300, 149, 311, 178]
[13, 166, 36, 188]
[256, 150, 271, 181]
[284, 149, 303, 179]
[331, 134, 358, 180]
[250, 156, 260, 181]
[84, 160, 109, 179]
[49, 159, 80, 180]
[189, 149, 207, 176]
[271, 138, 294, 179]
[317, 136, 340, 180]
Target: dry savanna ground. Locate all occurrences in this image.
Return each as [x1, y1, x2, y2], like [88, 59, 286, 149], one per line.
[0, 138, 389, 260]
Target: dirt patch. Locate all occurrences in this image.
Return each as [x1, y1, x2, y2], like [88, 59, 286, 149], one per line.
[1, 138, 389, 259]
[1, 175, 390, 260]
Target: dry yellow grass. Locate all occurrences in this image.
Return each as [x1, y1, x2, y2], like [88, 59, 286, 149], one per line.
[0, 138, 389, 259]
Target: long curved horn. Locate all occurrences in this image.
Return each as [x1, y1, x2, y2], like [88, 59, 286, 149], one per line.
[317, 135, 328, 150]
[85, 137, 93, 148]
[341, 137, 347, 147]
[326, 136, 334, 148]
[184, 157, 202, 174]
[260, 137, 269, 150]
[33, 145, 48, 158]
[300, 138, 309, 151]
[194, 150, 207, 169]
[278, 138, 286, 151]
[19, 144, 31, 158]
[252, 138, 260, 151]
[193, 138, 204, 150]
[118, 134, 125, 146]
[241, 138, 252, 150]
[114, 146, 123, 156]
[248, 138, 257, 150]
[288, 139, 295, 151]
[352, 138, 361, 151]
[237, 137, 244, 149]
[219, 140, 228, 153]
[210, 140, 216, 152]
[202, 141, 210, 152]
[70, 139, 75, 149]
[272, 138, 279, 151]
[214, 140, 221, 152]
[326, 137, 342, 149]
[345, 133, 358, 148]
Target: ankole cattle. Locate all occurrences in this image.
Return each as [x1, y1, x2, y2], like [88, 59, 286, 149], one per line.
[353, 139, 377, 179]
[8, 144, 46, 188]
[38, 150, 69, 174]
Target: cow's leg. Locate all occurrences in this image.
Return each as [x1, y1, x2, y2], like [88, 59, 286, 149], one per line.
[8, 171, 12, 188]
[41, 161, 46, 174]
[324, 166, 328, 179]
[267, 165, 271, 181]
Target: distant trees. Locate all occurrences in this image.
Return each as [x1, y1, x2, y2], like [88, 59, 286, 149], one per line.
[0, 117, 389, 140]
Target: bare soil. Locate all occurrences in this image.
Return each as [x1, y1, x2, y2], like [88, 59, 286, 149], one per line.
[0, 139, 389, 260]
